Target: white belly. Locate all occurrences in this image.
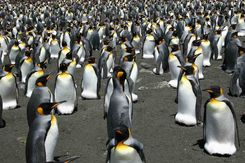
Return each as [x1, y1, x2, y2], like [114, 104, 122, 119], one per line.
[204, 102, 236, 155]
[110, 146, 142, 163]
[175, 79, 197, 125]
[0, 77, 17, 110]
[81, 68, 98, 99]
[21, 62, 34, 83]
[194, 53, 204, 79]
[143, 40, 155, 59]
[26, 72, 44, 97]
[201, 44, 211, 67]
[168, 57, 181, 88]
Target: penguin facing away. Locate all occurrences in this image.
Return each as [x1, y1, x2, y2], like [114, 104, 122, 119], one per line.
[106, 66, 132, 140]
[106, 125, 146, 163]
[203, 86, 239, 156]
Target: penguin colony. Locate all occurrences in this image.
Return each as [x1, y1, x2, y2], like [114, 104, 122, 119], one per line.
[0, 0, 245, 162]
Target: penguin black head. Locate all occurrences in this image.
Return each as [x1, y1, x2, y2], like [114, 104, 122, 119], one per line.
[123, 54, 135, 62]
[37, 101, 66, 116]
[203, 86, 223, 98]
[113, 66, 127, 83]
[87, 57, 95, 64]
[3, 64, 14, 72]
[192, 40, 201, 47]
[106, 46, 113, 52]
[114, 124, 130, 144]
[66, 52, 73, 60]
[62, 41, 67, 47]
[60, 63, 68, 72]
[178, 65, 194, 75]
[170, 44, 179, 52]
[14, 41, 19, 46]
[37, 61, 47, 69]
[35, 74, 51, 87]
[186, 53, 201, 63]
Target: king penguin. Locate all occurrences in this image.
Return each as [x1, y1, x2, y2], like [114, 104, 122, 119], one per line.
[27, 74, 53, 127]
[54, 63, 77, 114]
[142, 29, 155, 59]
[98, 45, 114, 79]
[26, 102, 63, 163]
[168, 44, 185, 88]
[25, 62, 46, 97]
[106, 125, 146, 163]
[175, 65, 202, 126]
[8, 40, 21, 64]
[203, 86, 239, 156]
[19, 50, 34, 83]
[105, 66, 132, 140]
[0, 64, 19, 110]
[81, 57, 100, 99]
[201, 34, 212, 67]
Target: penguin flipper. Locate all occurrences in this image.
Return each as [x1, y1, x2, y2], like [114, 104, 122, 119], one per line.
[203, 99, 210, 142]
[189, 80, 202, 122]
[127, 139, 146, 163]
[222, 99, 240, 147]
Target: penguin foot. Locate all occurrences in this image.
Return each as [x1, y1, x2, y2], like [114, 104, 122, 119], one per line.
[204, 142, 236, 156]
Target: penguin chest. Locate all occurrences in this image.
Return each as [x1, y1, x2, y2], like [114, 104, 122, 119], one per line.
[21, 60, 34, 82]
[178, 77, 196, 114]
[26, 71, 44, 97]
[205, 100, 235, 143]
[168, 55, 180, 78]
[55, 75, 76, 100]
[110, 145, 142, 163]
[82, 65, 98, 98]
[143, 37, 155, 58]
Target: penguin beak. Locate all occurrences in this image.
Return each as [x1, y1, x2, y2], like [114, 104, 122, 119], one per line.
[194, 53, 202, 58]
[202, 88, 213, 93]
[177, 65, 186, 71]
[116, 71, 124, 78]
[51, 101, 66, 109]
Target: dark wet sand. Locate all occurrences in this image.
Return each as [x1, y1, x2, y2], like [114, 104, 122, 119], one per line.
[0, 53, 245, 163]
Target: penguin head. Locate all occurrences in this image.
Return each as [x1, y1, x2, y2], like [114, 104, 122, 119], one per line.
[106, 46, 113, 52]
[3, 64, 14, 73]
[35, 74, 51, 87]
[62, 41, 67, 48]
[87, 57, 95, 64]
[37, 101, 66, 116]
[123, 54, 136, 62]
[186, 53, 201, 63]
[114, 124, 130, 144]
[203, 86, 223, 98]
[192, 40, 201, 47]
[59, 63, 68, 72]
[66, 52, 73, 60]
[170, 44, 179, 53]
[113, 66, 127, 84]
[178, 65, 194, 76]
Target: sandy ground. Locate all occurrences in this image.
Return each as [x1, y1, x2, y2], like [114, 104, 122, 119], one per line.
[0, 51, 245, 163]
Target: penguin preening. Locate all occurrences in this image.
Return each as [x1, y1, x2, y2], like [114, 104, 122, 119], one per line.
[203, 86, 239, 156]
[106, 125, 146, 163]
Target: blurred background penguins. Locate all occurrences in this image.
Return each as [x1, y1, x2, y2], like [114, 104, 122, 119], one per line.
[81, 57, 100, 99]
[203, 86, 239, 156]
[54, 63, 77, 115]
[27, 74, 53, 127]
[106, 125, 145, 163]
[0, 64, 18, 110]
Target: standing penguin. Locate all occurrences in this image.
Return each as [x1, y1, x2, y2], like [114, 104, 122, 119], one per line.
[57, 41, 70, 68]
[19, 50, 34, 83]
[168, 44, 185, 88]
[105, 67, 132, 140]
[0, 64, 18, 110]
[229, 52, 245, 97]
[142, 29, 155, 59]
[98, 45, 114, 79]
[81, 57, 100, 99]
[153, 37, 169, 75]
[49, 34, 60, 59]
[26, 102, 62, 163]
[203, 86, 239, 156]
[106, 125, 146, 163]
[201, 34, 212, 67]
[27, 74, 53, 127]
[25, 62, 46, 97]
[0, 95, 5, 128]
[121, 53, 139, 102]
[8, 41, 21, 64]
[175, 65, 202, 126]
[54, 63, 77, 114]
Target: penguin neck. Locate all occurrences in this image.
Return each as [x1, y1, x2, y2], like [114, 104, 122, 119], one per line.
[113, 78, 125, 92]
